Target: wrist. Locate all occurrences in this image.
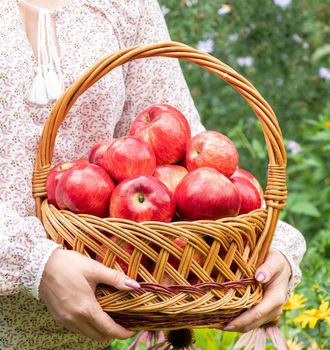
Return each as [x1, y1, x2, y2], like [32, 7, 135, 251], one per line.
[22, 239, 62, 300]
[269, 248, 292, 278]
[39, 247, 63, 302]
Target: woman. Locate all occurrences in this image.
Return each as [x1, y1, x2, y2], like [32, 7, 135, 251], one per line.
[0, 0, 306, 349]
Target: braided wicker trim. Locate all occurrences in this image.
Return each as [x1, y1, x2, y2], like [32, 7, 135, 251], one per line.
[265, 164, 288, 209]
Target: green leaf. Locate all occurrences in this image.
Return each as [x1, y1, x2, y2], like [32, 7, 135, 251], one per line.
[195, 329, 220, 350]
[309, 130, 330, 142]
[251, 138, 267, 159]
[311, 44, 330, 62]
[221, 331, 239, 349]
[289, 201, 321, 217]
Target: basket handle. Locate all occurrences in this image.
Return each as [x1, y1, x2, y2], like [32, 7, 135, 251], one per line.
[33, 41, 287, 264]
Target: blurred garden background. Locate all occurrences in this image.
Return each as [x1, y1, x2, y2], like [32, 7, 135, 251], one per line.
[113, 0, 330, 349]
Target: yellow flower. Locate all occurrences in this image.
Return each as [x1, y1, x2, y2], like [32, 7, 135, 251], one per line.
[294, 300, 330, 329]
[323, 120, 330, 128]
[283, 294, 307, 311]
[307, 341, 320, 350]
[318, 300, 330, 324]
[312, 284, 319, 290]
[218, 4, 232, 15]
[287, 338, 304, 350]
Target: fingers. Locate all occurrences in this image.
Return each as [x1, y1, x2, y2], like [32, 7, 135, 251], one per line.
[58, 322, 107, 342]
[41, 250, 138, 341]
[238, 306, 282, 333]
[87, 260, 140, 291]
[53, 298, 134, 341]
[255, 250, 290, 283]
[88, 302, 135, 339]
[50, 303, 107, 341]
[255, 249, 290, 283]
[224, 290, 285, 332]
[224, 266, 288, 332]
[83, 261, 138, 339]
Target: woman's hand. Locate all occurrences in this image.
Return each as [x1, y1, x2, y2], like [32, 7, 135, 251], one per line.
[39, 249, 139, 341]
[223, 249, 291, 333]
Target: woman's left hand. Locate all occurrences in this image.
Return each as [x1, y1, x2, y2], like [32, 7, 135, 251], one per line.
[223, 249, 291, 333]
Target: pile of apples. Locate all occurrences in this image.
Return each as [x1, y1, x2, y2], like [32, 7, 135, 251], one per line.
[46, 104, 264, 223]
[46, 104, 265, 280]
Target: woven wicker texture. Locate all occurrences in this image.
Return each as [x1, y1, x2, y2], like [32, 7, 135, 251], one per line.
[33, 42, 287, 330]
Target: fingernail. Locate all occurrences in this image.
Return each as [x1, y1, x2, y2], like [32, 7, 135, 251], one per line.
[124, 278, 140, 289]
[223, 325, 236, 331]
[256, 272, 266, 282]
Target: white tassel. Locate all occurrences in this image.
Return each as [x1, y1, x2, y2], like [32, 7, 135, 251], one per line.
[23, 1, 64, 105]
[44, 12, 64, 100]
[28, 66, 49, 105]
[45, 64, 61, 100]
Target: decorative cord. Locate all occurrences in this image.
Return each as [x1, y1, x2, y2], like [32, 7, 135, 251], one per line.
[21, 0, 64, 105]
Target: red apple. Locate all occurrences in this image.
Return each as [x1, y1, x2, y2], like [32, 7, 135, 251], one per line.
[46, 162, 77, 207]
[102, 136, 156, 182]
[174, 167, 241, 220]
[186, 130, 239, 178]
[153, 165, 188, 195]
[75, 157, 89, 164]
[177, 156, 187, 168]
[56, 163, 115, 217]
[231, 177, 262, 215]
[96, 236, 148, 276]
[168, 237, 204, 270]
[162, 237, 204, 285]
[109, 175, 175, 222]
[129, 104, 191, 165]
[88, 140, 114, 167]
[231, 168, 264, 202]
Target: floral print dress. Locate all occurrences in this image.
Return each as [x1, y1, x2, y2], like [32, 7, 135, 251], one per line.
[0, 0, 306, 349]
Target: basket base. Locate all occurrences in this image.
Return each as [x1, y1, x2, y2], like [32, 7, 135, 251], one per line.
[97, 279, 262, 330]
[109, 310, 245, 331]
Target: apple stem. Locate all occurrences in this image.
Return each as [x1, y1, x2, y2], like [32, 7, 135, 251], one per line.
[137, 193, 145, 203]
[143, 114, 151, 124]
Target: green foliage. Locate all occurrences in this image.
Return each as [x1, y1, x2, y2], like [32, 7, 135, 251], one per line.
[281, 104, 330, 239]
[113, 0, 329, 348]
[158, 0, 330, 240]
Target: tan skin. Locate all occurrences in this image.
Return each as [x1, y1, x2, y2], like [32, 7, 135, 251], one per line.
[19, 0, 292, 341]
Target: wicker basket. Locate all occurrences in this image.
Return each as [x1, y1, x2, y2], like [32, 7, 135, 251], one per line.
[32, 41, 287, 331]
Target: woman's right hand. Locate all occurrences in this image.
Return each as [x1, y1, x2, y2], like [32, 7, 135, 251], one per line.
[39, 248, 140, 341]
